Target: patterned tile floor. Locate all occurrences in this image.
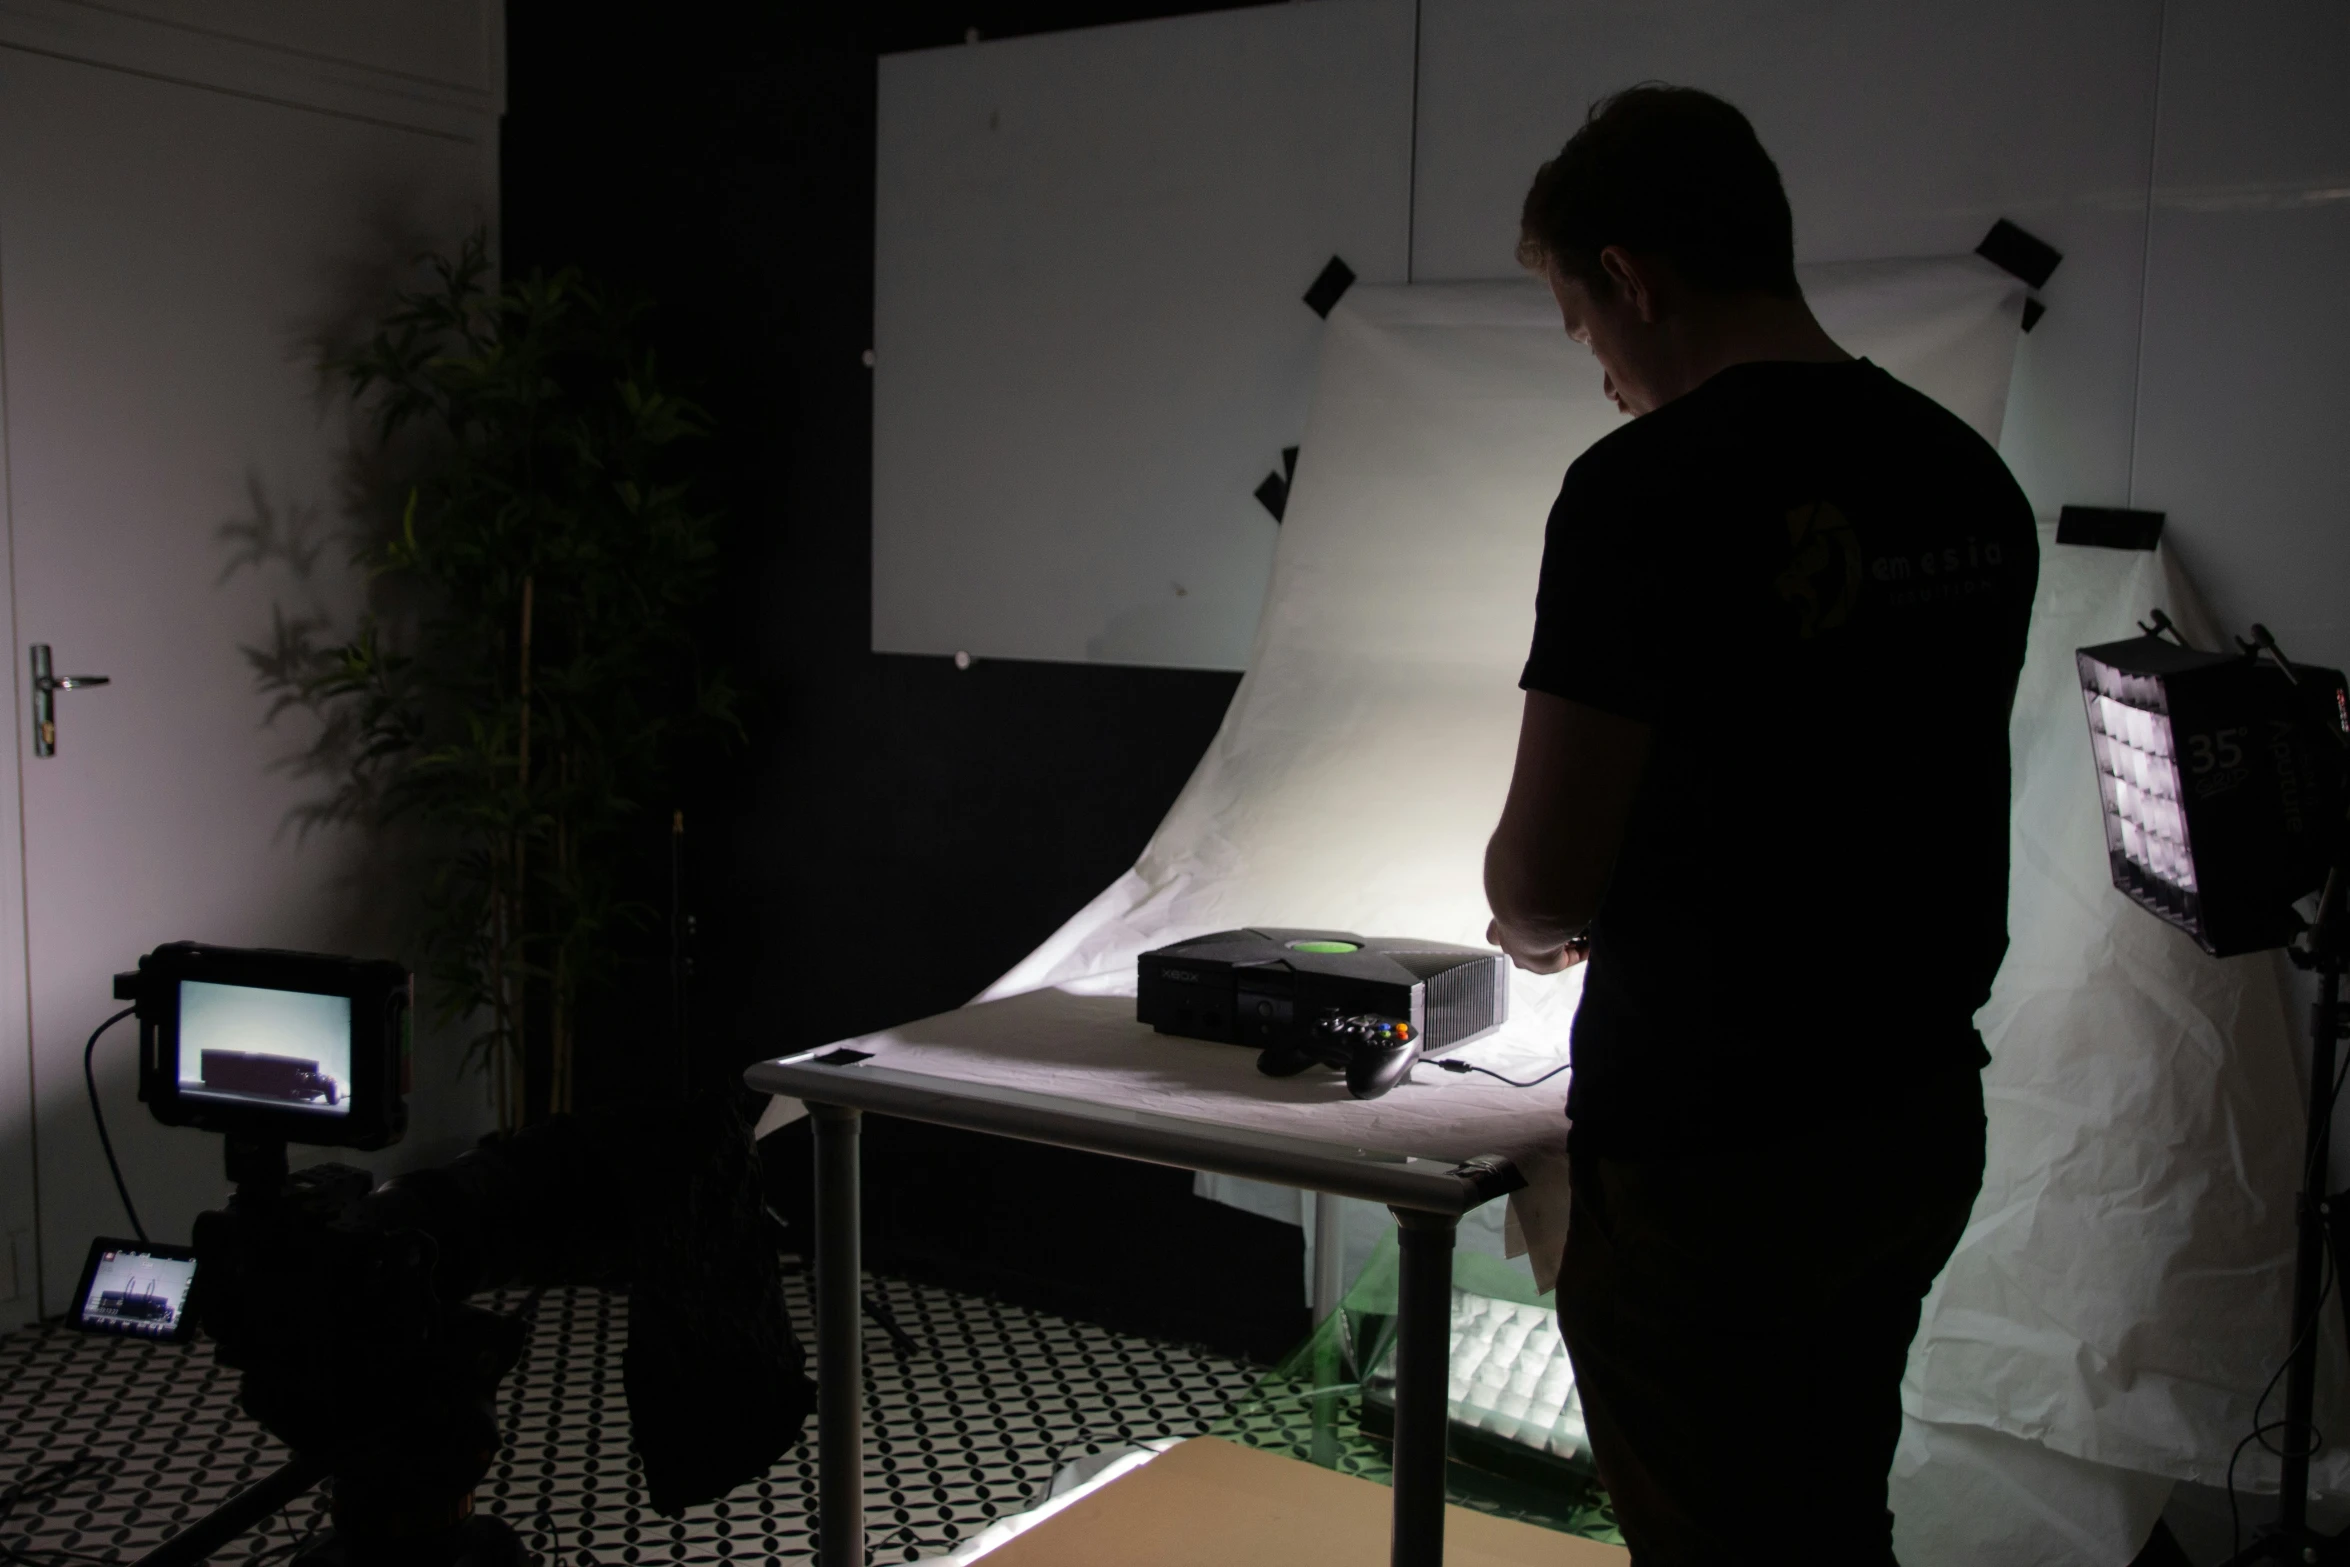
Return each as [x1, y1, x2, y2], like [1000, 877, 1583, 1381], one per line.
[0, 1269, 1265, 1564]
[1219, 1361, 1621, 1543]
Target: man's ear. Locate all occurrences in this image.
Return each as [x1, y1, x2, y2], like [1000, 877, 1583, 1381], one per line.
[1597, 246, 1661, 324]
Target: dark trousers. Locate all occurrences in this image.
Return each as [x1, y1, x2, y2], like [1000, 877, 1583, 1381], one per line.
[1554, 1082, 1985, 1565]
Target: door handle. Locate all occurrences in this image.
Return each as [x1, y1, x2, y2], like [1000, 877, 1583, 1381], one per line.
[30, 644, 110, 757]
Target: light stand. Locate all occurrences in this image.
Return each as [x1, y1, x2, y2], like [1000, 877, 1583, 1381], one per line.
[2226, 865, 2350, 1566]
[2079, 619, 2350, 1562]
[2212, 623, 2350, 1564]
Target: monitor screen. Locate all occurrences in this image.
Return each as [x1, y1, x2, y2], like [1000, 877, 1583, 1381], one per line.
[177, 979, 353, 1117]
[73, 1242, 198, 1341]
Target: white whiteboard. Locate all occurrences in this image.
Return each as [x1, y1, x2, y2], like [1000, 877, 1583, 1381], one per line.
[1410, 0, 2162, 559]
[871, 0, 1415, 670]
[875, 0, 2350, 681]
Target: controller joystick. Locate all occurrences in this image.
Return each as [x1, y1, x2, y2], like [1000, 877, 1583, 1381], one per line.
[1342, 1015, 1421, 1099]
[1254, 1012, 1422, 1100]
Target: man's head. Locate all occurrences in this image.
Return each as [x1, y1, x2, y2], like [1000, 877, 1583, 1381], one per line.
[1520, 86, 1819, 414]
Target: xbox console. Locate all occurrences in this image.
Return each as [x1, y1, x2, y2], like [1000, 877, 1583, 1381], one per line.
[1136, 928, 1508, 1098]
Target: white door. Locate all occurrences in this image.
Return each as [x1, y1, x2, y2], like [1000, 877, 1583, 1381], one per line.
[0, 20, 499, 1324]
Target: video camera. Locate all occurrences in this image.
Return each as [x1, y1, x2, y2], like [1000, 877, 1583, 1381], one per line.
[71, 942, 812, 1567]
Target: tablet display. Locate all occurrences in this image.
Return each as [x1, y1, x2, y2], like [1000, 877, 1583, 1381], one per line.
[68, 1238, 198, 1342]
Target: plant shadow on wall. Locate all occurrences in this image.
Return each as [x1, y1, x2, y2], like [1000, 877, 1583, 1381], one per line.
[243, 231, 738, 1134]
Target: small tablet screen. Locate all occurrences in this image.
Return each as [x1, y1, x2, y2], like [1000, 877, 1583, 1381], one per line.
[69, 1239, 198, 1342]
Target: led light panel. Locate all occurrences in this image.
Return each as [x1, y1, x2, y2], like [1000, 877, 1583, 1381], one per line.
[2083, 675, 2196, 909]
[2076, 635, 2347, 956]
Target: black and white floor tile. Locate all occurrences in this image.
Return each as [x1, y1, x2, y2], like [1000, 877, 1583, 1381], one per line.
[0, 1270, 1264, 1565]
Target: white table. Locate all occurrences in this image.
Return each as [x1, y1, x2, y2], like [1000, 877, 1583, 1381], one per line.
[744, 986, 1571, 1567]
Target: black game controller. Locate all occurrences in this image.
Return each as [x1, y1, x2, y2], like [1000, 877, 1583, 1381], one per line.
[1256, 1011, 1422, 1100]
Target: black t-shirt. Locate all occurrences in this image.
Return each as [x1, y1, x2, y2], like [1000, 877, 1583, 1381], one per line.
[1521, 359, 2038, 1158]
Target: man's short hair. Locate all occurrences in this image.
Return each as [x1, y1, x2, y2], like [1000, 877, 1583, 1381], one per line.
[1518, 85, 1799, 299]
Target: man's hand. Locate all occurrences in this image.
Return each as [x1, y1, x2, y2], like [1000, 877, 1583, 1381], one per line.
[1486, 919, 1590, 974]
[1483, 690, 1652, 973]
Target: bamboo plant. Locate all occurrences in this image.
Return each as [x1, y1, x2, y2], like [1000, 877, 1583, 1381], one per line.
[304, 233, 731, 1130]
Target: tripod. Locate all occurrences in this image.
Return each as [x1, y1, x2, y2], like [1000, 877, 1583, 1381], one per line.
[2226, 866, 2350, 1565]
[131, 1138, 527, 1567]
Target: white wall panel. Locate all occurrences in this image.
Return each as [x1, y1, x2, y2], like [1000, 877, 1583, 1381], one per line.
[1410, 0, 2163, 520]
[0, 0, 504, 135]
[2132, 0, 2350, 674]
[0, 39, 495, 1320]
[874, 0, 2343, 693]
[71, 0, 503, 94]
[872, 0, 1414, 670]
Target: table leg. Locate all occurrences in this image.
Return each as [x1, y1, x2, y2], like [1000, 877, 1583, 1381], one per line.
[1310, 1192, 1347, 1468]
[813, 1103, 864, 1567]
[1387, 1206, 1455, 1567]
[1312, 1191, 1346, 1325]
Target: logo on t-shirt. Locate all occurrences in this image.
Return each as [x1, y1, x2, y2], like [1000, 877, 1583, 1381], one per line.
[1776, 500, 1861, 640]
[1868, 536, 2012, 608]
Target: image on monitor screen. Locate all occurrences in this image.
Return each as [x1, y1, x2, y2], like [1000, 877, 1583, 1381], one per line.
[178, 979, 353, 1116]
[79, 1246, 198, 1338]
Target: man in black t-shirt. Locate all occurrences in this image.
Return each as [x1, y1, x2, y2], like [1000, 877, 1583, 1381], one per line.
[1482, 88, 2036, 1562]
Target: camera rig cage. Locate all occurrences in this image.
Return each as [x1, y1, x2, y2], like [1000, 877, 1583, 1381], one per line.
[123, 941, 411, 1151]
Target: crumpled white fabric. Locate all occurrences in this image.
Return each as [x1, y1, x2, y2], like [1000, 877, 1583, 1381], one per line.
[1899, 534, 2339, 1509]
[1891, 1419, 2175, 1567]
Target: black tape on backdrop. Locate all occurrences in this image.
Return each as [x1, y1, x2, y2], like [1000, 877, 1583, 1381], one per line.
[1255, 447, 1303, 522]
[1977, 218, 2063, 291]
[1254, 471, 1288, 522]
[1303, 256, 1356, 318]
[2057, 505, 2165, 551]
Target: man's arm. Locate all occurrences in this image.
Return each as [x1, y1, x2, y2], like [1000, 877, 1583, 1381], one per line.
[1483, 689, 1653, 972]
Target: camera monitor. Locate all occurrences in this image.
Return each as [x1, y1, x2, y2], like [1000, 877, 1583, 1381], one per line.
[128, 942, 410, 1150]
[68, 1237, 199, 1343]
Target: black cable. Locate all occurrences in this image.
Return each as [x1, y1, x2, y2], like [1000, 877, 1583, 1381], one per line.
[0, 1451, 115, 1566]
[2227, 1188, 2338, 1555]
[860, 1288, 923, 1360]
[2220, 954, 2350, 1553]
[81, 1006, 143, 1242]
[247, 1495, 327, 1567]
[1430, 1058, 1569, 1089]
[762, 1203, 922, 1356]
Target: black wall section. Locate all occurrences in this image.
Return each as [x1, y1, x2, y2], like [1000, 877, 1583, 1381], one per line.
[501, 2, 1306, 1361]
